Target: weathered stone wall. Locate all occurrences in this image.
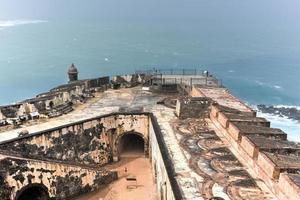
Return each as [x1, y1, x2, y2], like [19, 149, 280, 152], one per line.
[149, 116, 176, 200]
[0, 157, 117, 200]
[86, 77, 110, 88]
[111, 74, 152, 88]
[278, 173, 300, 200]
[177, 84, 191, 95]
[0, 113, 181, 200]
[0, 76, 109, 122]
[0, 110, 4, 120]
[0, 114, 149, 166]
[175, 97, 211, 119]
[209, 103, 300, 200]
[49, 81, 86, 93]
[18, 103, 38, 115]
[0, 105, 21, 119]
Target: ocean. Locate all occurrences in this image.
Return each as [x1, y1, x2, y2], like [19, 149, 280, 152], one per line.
[0, 19, 300, 141]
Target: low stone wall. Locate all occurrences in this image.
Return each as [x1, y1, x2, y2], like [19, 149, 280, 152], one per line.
[217, 111, 270, 129]
[175, 97, 211, 119]
[241, 135, 300, 160]
[227, 122, 287, 142]
[0, 104, 22, 119]
[0, 157, 117, 200]
[278, 173, 300, 200]
[0, 113, 149, 167]
[85, 77, 110, 89]
[0, 76, 110, 123]
[149, 115, 177, 200]
[111, 74, 152, 88]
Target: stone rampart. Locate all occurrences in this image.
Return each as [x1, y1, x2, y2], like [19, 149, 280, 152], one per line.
[209, 103, 300, 200]
[0, 76, 110, 124]
[0, 112, 180, 200]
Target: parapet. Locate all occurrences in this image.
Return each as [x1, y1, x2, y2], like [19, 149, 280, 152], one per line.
[208, 101, 300, 199]
[175, 97, 211, 119]
[228, 123, 287, 141]
[0, 75, 110, 127]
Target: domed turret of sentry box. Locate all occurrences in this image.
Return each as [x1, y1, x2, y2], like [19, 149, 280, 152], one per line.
[68, 63, 79, 82]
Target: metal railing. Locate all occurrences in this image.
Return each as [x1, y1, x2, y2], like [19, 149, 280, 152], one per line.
[135, 68, 223, 87]
[156, 77, 221, 87]
[135, 68, 207, 76]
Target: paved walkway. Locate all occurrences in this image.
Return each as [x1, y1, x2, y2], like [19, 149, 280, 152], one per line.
[0, 87, 162, 142]
[75, 155, 157, 200]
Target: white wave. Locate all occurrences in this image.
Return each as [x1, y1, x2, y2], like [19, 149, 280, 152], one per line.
[0, 20, 47, 28]
[250, 104, 300, 142]
[255, 80, 265, 86]
[274, 85, 282, 89]
[257, 111, 300, 142]
[254, 80, 282, 90]
[273, 105, 300, 110]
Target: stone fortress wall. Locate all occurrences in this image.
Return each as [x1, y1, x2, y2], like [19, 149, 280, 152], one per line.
[0, 112, 177, 200]
[0, 114, 149, 166]
[0, 76, 110, 125]
[0, 156, 117, 200]
[0, 66, 300, 200]
[0, 69, 153, 127]
[191, 85, 300, 200]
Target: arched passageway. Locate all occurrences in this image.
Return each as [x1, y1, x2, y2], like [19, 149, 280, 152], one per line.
[16, 184, 49, 200]
[118, 133, 145, 157]
[49, 101, 54, 109]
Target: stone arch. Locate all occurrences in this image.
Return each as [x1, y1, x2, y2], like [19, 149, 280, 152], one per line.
[49, 101, 54, 109]
[15, 183, 49, 200]
[113, 131, 148, 161]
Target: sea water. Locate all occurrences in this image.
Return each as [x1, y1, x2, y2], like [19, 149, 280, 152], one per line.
[0, 18, 299, 141]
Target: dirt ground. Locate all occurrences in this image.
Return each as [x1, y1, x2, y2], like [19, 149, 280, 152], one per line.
[76, 153, 158, 200]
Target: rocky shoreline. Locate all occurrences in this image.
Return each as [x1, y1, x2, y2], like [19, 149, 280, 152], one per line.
[257, 104, 300, 122]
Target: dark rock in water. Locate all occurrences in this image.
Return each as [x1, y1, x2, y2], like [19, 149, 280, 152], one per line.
[257, 104, 300, 122]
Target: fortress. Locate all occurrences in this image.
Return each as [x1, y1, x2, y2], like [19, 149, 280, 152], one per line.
[0, 64, 299, 200]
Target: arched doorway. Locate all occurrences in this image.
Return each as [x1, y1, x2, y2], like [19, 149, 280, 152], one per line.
[49, 101, 54, 109]
[118, 132, 145, 157]
[16, 184, 49, 200]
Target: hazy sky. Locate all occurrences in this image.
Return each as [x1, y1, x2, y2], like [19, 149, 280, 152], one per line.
[0, 0, 300, 25]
